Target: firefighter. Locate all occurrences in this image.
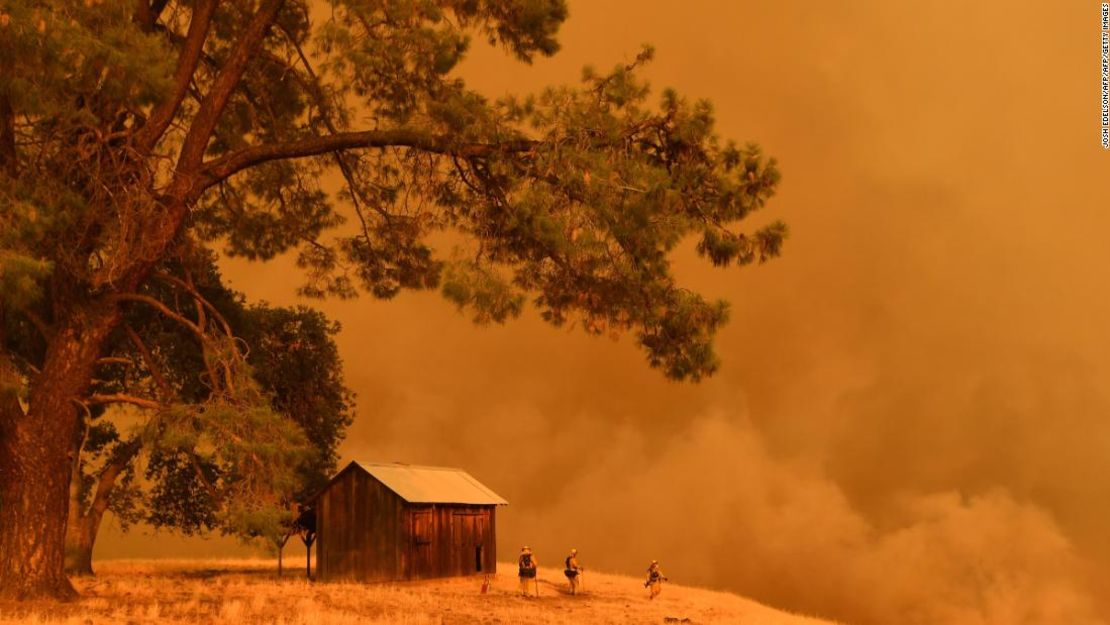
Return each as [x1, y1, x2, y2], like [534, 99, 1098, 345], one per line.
[518, 546, 538, 597]
[564, 548, 582, 595]
[644, 560, 667, 599]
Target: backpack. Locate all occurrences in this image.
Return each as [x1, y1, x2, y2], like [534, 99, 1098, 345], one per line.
[519, 553, 536, 577]
[564, 556, 578, 578]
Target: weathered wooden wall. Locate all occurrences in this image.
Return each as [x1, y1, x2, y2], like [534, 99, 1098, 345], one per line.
[316, 468, 498, 582]
[316, 467, 404, 582]
[404, 504, 497, 579]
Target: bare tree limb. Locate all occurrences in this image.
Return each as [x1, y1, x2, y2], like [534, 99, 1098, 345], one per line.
[188, 452, 220, 500]
[154, 271, 234, 340]
[112, 293, 223, 394]
[123, 323, 173, 401]
[112, 293, 204, 339]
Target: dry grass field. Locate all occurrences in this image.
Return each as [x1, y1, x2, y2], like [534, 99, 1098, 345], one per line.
[0, 559, 842, 625]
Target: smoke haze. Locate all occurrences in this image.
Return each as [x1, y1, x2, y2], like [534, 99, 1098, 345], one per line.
[97, 2, 1110, 624]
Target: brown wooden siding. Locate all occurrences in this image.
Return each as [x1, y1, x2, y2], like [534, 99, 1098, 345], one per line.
[316, 468, 498, 582]
[316, 467, 404, 581]
[403, 504, 497, 579]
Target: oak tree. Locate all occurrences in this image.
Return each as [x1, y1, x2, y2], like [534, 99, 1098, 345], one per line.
[62, 256, 353, 575]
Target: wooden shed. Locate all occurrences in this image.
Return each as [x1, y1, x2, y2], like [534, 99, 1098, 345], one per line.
[312, 461, 507, 582]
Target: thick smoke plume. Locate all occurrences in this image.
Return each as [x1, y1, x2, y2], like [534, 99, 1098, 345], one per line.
[506, 415, 1103, 625]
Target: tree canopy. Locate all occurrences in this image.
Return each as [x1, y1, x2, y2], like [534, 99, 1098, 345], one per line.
[61, 255, 354, 574]
[0, 0, 784, 599]
[2, 0, 783, 381]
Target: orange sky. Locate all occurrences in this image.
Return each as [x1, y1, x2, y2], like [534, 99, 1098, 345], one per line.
[99, 3, 1110, 624]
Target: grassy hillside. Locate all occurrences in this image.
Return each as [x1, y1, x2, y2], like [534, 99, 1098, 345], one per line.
[0, 559, 843, 625]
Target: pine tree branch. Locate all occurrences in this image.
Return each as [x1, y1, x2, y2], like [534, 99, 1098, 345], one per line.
[278, 22, 393, 227]
[87, 393, 162, 410]
[135, 0, 219, 153]
[196, 130, 538, 192]
[172, 0, 285, 179]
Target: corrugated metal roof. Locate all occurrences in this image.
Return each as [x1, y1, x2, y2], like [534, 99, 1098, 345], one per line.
[352, 461, 508, 505]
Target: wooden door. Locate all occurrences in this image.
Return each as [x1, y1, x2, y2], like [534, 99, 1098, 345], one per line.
[451, 512, 487, 574]
[473, 514, 489, 573]
[410, 509, 433, 579]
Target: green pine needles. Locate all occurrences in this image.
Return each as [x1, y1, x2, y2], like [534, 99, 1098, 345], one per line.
[0, 0, 785, 597]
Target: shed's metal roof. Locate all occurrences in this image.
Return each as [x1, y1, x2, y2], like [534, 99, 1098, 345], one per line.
[351, 461, 508, 505]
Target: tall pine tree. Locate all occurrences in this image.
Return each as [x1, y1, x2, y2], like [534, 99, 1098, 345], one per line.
[0, 0, 784, 599]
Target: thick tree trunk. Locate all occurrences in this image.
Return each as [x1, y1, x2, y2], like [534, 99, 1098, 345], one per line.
[0, 0, 280, 601]
[0, 304, 120, 600]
